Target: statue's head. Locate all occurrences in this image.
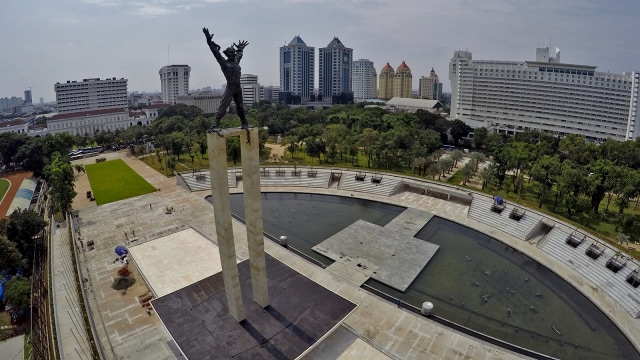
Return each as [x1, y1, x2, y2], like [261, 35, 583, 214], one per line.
[223, 47, 236, 59]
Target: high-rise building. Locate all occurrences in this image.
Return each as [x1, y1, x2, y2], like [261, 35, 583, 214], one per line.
[318, 37, 353, 101]
[39, 97, 44, 105]
[54, 77, 128, 113]
[352, 59, 377, 101]
[240, 74, 262, 107]
[262, 86, 281, 102]
[394, 61, 413, 98]
[418, 68, 442, 100]
[24, 89, 32, 105]
[449, 47, 640, 141]
[280, 36, 315, 104]
[159, 65, 191, 105]
[378, 63, 395, 100]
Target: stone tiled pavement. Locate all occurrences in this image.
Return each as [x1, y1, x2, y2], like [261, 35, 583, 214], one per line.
[69, 151, 640, 359]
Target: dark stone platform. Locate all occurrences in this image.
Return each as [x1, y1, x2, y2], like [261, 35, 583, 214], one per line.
[152, 255, 356, 360]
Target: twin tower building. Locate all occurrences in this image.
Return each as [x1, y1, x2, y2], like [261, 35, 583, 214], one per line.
[279, 36, 442, 104]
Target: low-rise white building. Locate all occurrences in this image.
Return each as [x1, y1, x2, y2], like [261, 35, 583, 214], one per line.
[385, 97, 443, 113]
[45, 105, 164, 136]
[0, 118, 29, 135]
[176, 94, 222, 114]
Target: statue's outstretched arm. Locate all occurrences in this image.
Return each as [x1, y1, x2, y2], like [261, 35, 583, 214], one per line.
[234, 40, 249, 62]
[202, 27, 220, 51]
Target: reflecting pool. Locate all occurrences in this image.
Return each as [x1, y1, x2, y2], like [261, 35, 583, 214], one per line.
[222, 193, 639, 360]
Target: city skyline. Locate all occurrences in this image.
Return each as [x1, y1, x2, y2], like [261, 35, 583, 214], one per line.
[1, 0, 639, 102]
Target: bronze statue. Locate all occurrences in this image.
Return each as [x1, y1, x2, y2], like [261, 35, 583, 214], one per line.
[203, 27, 249, 131]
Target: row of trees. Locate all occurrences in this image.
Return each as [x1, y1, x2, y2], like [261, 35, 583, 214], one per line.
[0, 209, 47, 273]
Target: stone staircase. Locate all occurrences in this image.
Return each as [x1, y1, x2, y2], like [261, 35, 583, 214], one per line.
[177, 171, 237, 192]
[258, 168, 330, 188]
[467, 196, 541, 240]
[538, 227, 640, 318]
[337, 171, 403, 197]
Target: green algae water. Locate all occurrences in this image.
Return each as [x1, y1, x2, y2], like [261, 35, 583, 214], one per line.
[223, 193, 639, 360]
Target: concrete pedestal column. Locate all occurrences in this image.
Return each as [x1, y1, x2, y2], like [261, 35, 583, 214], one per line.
[207, 130, 245, 322]
[240, 128, 269, 308]
[207, 127, 270, 322]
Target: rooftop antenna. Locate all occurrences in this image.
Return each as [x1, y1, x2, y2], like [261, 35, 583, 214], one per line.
[168, 45, 170, 65]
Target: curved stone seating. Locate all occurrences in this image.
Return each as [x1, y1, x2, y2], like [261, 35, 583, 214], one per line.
[338, 170, 403, 197]
[467, 196, 541, 240]
[538, 227, 640, 318]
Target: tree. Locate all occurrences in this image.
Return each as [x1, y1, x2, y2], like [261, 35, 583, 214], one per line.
[360, 128, 377, 168]
[461, 162, 475, 185]
[0, 236, 25, 271]
[15, 137, 47, 177]
[529, 155, 561, 208]
[471, 152, 486, 171]
[449, 119, 472, 144]
[616, 233, 630, 247]
[426, 162, 440, 180]
[6, 209, 47, 270]
[226, 137, 241, 165]
[166, 156, 177, 173]
[44, 153, 77, 217]
[477, 162, 497, 190]
[3, 276, 31, 311]
[472, 127, 488, 149]
[450, 150, 464, 168]
[0, 132, 29, 167]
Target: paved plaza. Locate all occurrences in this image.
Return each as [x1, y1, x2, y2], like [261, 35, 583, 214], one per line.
[66, 151, 640, 359]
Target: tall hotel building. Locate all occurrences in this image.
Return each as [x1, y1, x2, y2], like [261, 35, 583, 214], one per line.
[54, 77, 128, 113]
[449, 47, 640, 141]
[280, 36, 314, 103]
[352, 59, 377, 101]
[159, 65, 191, 105]
[419, 68, 443, 100]
[318, 37, 353, 100]
[378, 63, 395, 100]
[394, 61, 413, 99]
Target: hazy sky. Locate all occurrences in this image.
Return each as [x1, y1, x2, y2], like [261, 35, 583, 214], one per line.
[2, 0, 639, 102]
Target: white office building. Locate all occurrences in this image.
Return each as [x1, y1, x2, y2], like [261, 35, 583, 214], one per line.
[449, 47, 640, 141]
[240, 74, 262, 107]
[352, 59, 377, 101]
[54, 77, 128, 113]
[177, 94, 222, 114]
[159, 65, 191, 105]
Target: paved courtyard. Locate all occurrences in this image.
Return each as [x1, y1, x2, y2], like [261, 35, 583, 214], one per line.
[68, 151, 640, 359]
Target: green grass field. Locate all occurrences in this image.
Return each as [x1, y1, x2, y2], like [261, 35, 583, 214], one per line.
[85, 159, 156, 205]
[0, 178, 10, 202]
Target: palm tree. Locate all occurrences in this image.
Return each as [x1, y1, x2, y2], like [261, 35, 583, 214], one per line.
[471, 152, 486, 171]
[431, 149, 444, 163]
[450, 150, 464, 168]
[461, 162, 475, 185]
[616, 233, 630, 247]
[427, 162, 440, 180]
[477, 165, 495, 190]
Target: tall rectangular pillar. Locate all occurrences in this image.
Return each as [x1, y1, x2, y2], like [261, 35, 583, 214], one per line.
[240, 128, 269, 307]
[207, 130, 245, 322]
[207, 127, 270, 322]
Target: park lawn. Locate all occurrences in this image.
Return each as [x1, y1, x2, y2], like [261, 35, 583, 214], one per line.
[0, 178, 10, 201]
[85, 159, 156, 205]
